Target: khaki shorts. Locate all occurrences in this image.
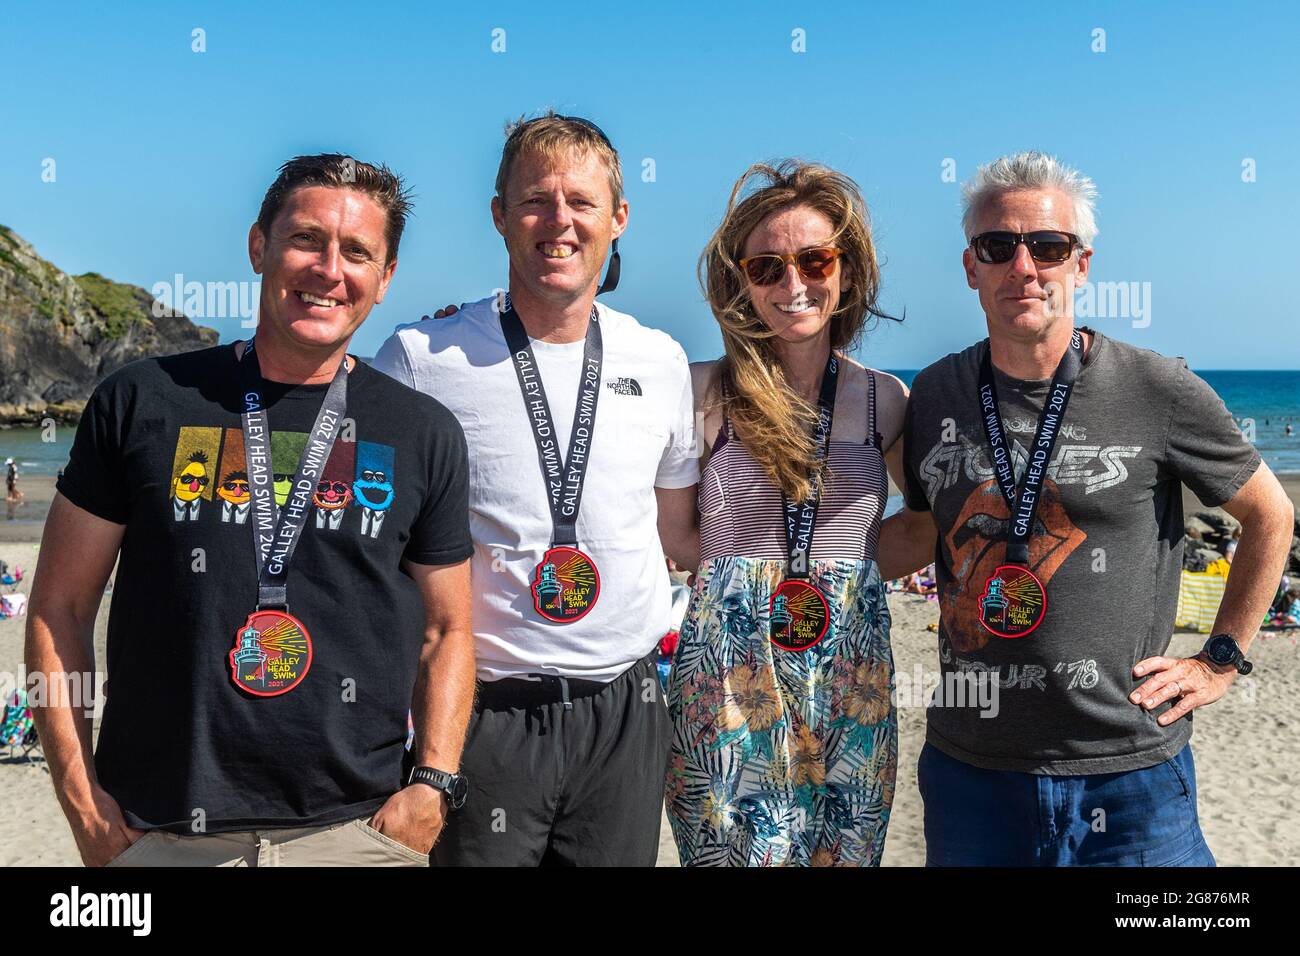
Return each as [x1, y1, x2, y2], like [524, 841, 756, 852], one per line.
[106, 816, 428, 867]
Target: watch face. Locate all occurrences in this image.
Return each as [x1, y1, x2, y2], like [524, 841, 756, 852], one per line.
[1208, 635, 1238, 665]
[451, 775, 469, 808]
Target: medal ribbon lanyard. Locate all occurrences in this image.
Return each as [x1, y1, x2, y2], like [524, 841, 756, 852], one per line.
[781, 354, 840, 578]
[238, 339, 349, 610]
[499, 299, 603, 550]
[976, 329, 1084, 566]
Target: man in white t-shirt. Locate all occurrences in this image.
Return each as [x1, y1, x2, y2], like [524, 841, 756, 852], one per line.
[373, 113, 698, 865]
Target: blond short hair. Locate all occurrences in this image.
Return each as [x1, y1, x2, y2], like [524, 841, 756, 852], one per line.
[494, 111, 623, 205]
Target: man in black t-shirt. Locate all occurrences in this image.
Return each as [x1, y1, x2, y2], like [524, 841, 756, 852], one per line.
[26, 154, 475, 867]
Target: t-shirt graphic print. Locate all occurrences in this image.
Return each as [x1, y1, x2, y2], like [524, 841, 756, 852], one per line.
[57, 344, 473, 832]
[164, 425, 401, 696]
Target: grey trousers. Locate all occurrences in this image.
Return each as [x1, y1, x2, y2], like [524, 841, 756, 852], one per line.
[105, 816, 428, 867]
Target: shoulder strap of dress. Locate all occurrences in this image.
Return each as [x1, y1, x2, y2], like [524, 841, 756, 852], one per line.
[866, 370, 882, 448]
[718, 369, 735, 442]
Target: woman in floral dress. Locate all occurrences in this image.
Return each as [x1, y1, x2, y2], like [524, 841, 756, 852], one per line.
[665, 161, 911, 866]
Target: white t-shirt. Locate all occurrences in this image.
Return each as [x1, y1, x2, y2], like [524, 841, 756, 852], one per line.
[372, 294, 698, 682]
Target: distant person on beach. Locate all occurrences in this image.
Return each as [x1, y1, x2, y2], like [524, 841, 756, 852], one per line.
[5, 457, 23, 519]
[664, 161, 908, 866]
[26, 154, 474, 867]
[899, 565, 937, 595]
[885, 151, 1295, 866]
[374, 113, 699, 866]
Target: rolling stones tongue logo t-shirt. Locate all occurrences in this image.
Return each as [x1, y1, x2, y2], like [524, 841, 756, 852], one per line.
[57, 344, 473, 832]
[902, 329, 1259, 774]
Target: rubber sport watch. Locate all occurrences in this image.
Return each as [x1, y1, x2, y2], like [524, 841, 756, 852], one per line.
[407, 767, 469, 810]
[1202, 634, 1253, 675]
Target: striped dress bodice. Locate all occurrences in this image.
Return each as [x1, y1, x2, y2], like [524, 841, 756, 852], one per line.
[697, 371, 889, 564]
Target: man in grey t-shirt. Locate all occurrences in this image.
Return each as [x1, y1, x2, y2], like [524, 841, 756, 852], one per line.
[885, 151, 1295, 866]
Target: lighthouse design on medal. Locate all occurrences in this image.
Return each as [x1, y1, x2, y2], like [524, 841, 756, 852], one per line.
[534, 560, 562, 611]
[231, 623, 267, 687]
[979, 574, 1009, 627]
[227, 609, 314, 696]
[977, 564, 1047, 638]
[529, 546, 600, 623]
[770, 593, 792, 627]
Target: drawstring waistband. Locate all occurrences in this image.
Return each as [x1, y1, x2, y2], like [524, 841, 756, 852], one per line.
[557, 676, 572, 711]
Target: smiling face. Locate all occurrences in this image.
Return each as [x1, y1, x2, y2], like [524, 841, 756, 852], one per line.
[248, 185, 397, 355]
[353, 469, 394, 512]
[491, 147, 628, 307]
[313, 479, 352, 511]
[962, 188, 1092, 346]
[741, 204, 850, 348]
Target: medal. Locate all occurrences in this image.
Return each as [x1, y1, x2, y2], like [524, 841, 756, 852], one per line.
[501, 296, 604, 625]
[769, 579, 830, 651]
[228, 609, 314, 696]
[974, 329, 1084, 638]
[977, 564, 1047, 638]
[770, 354, 838, 652]
[530, 546, 601, 623]
[232, 338, 347, 695]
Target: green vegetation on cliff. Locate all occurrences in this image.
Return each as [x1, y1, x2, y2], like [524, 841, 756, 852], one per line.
[74, 271, 144, 338]
[0, 226, 37, 285]
[0, 225, 219, 421]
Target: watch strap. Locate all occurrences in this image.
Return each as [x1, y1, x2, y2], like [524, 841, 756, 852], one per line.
[407, 766, 467, 809]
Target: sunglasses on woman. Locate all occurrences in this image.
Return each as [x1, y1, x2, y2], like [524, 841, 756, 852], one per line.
[738, 246, 843, 286]
[969, 231, 1080, 264]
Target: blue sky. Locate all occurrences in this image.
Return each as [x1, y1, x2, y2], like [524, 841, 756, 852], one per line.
[2, 1, 1296, 368]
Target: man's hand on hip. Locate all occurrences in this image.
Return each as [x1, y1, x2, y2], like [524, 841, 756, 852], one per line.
[1131, 654, 1236, 727]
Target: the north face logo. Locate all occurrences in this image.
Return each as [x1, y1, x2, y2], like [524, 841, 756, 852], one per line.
[605, 377, 642, 396]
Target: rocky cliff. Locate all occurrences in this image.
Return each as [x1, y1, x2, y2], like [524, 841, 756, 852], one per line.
[0, 224, 218, 424]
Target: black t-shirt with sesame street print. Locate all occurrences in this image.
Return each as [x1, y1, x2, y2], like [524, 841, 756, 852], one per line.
[57, 344, 473, 833]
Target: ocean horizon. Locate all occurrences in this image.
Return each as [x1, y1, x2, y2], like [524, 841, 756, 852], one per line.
[2, 368, 1297, 477]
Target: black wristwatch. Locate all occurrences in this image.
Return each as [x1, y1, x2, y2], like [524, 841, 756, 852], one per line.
[407, 767, 469, 810]
[1202, 634, 1253, 675]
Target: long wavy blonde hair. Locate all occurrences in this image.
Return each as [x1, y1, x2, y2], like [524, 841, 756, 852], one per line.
[700, 160, 890, 502]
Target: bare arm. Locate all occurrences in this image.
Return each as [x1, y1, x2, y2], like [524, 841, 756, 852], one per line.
[651, 359, 714, 575]
[25, 493, 140, 866]
[657, 485, 699, 573]
[1210, 463, 1294, 653]
[876, 398, 937, 581]
[369, 556, 475, 853]
[878, 504, 938, 581]
[1132, 463, 1295, 724]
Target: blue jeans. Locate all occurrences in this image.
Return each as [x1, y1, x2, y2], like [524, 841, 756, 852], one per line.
[918, 742, 1215, 866]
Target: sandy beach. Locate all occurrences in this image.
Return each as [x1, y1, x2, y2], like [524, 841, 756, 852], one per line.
[0, 474, 55, 545]
[2, 476, 1297, 866]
